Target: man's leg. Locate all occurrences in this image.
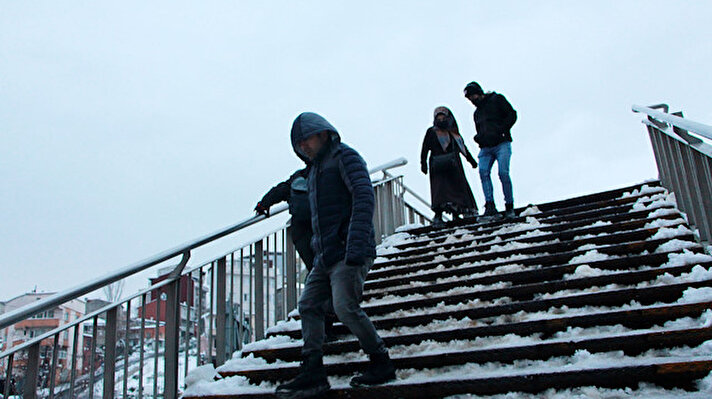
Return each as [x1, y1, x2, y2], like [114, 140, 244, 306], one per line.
[495, 142, 514, 206]
[276, 266, 332, 397]
[478, 147, 498, 216]
[298, 266, 332, 357]
[329, 259, 385, 355]
[330, 259, 395, 386]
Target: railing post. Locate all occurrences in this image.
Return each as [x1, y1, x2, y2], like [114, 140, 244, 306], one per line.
[3, 354, 13, 399]
[23, 343, 40, 399]
[690, 150, 712, 242]
[163, 278, 181, 399]
[254, 240, 265, 340]
[215, 257, 227, 365]
[103, 307, 118, 399]
[285, 227, 298, 314]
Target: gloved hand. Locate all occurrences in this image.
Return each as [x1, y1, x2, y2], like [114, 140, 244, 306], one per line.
[421, 163, 428, 174]
[469, 158, 478, 169]
[254, 202, 270, 217]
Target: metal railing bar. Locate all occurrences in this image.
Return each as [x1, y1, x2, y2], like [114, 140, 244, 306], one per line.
[103, 307, 118, 399]
[249, 245, 253, 342]
[215, 257, 227, 366]
[633, 104, 712, 141]
[69, 325, 79, 398]
[196, 268, 203, 366]
[266, 236, 271, 329]
[152, 293, 161, 399]
[3, 354, 12, 399]
[123, 300, 131, 399]
[49, 333, 59, 399]
[208, 263, 215, 366]
[138, 293, 146, 399]
[24, 343, 40, 399]
[274, 231, 279, 325]
[239, 248, 244, 350]
[89, 316, 98, 399]
[229, 252, 235, 356]
[184, 271, 193, 380]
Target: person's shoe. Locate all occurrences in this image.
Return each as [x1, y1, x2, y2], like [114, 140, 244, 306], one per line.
[350, 352, 396, 387]
[482, 202, 499, 217]
[432, 213, 445, 227]
[276, 354, 330, 399]
[503, 203, 516, 219]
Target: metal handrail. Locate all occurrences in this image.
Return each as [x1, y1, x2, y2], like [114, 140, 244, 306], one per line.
[0, 157, 408, 331]
[633, 104, 712, 246]
[633, 104, 712, 141]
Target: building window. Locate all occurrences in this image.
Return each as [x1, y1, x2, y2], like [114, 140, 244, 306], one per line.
[58, 349, 67, 359]
[65, 311, 70, 321]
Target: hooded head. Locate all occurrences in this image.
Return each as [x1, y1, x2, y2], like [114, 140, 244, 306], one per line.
[290, 112, 341, 162]
[432, 106, 460, 135]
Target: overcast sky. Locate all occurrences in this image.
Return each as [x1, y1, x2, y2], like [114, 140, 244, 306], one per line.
[2, 1, 712, 302]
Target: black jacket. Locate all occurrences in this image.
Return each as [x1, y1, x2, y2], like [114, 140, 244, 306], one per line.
[473, 92, 517, 148]
[259, 168, 311, 223]
[290, 112, 377, 268]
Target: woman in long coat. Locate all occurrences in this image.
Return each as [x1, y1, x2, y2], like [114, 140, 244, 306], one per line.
[420, 106, 478, 225]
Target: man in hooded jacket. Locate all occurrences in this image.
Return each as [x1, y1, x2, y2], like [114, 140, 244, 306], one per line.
[275, 112, 395, 398]
[464, 81, 518, 219]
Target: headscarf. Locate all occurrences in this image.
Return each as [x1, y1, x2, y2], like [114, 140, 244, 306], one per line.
[432, 106, 466, 155]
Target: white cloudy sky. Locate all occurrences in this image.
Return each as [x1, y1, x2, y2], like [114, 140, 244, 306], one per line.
[2, 1, 712, 301]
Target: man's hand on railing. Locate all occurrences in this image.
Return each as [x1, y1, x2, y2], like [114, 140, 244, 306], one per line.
[421, 163, 428, 175]
[254, 202, 270, 217]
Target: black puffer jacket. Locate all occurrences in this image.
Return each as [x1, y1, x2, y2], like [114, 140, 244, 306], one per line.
[473, 92, 517, 148]
[290, 112, 377, 268]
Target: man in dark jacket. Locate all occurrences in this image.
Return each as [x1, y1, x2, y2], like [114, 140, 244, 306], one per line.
[464, 81, 518, 218]
[276, 112, 395, 398]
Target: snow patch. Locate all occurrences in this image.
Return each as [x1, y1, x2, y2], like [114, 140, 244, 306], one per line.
[520, 205, 542, 216]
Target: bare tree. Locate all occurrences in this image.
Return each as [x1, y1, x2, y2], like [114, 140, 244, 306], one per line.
[103, 281, 125, 303]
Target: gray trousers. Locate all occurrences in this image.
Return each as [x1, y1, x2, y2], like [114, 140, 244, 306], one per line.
[298, 258, 386, 357]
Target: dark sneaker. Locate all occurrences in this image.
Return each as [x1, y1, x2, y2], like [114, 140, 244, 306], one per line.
[276, 354, 330, 399]
[350, 352, 396, 387]
[482, 202, 498, 217]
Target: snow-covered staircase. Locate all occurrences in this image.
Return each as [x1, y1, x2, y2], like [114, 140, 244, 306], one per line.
[183, 181, 712, 398]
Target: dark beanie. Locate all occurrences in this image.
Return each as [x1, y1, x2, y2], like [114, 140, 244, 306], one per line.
[464, 81, 484, 96]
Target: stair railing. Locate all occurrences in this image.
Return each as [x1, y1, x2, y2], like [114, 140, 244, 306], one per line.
[633, 104, 712, 245]
[0, 157, 430, 399]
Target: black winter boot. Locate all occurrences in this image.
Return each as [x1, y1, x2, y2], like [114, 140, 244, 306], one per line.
[503, 203, 515, 219]
[482, 202, 499, 217]
[276, 354, 330, 399]
[350, 352, 396, 387]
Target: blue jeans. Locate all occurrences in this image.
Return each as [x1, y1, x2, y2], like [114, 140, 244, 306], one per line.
[298, 258, 385, 357]
[478, 142, 513, 204]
